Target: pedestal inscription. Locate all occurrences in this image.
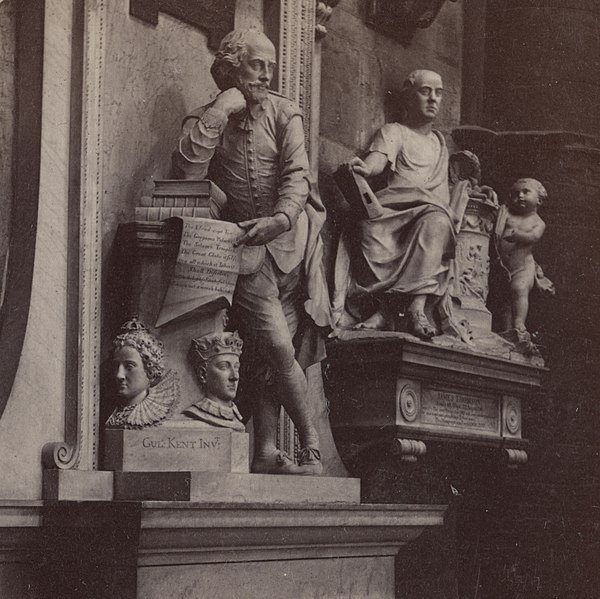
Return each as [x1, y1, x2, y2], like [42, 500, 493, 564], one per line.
[397, 380, 502, 438]
[104, 424, 249, 473]
[421, 389, 499, 435]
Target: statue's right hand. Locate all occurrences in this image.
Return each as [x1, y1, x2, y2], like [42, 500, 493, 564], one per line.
[213, 88, 247, 116]
[348, 156, 371, 177]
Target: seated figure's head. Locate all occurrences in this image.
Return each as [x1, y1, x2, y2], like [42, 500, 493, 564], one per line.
[509, 178, 547, 215]
[188, 331, 243, 405]
[210, 29, 276, 104]
[400, 69, 444, 123]
[112, 318, 165, 405]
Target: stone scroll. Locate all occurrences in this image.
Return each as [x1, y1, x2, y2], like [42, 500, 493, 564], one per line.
[156, 217, 243, 327]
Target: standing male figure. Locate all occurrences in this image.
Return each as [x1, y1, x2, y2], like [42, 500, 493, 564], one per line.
[336, 69, 466, 339]
[173, 29, 330, 475]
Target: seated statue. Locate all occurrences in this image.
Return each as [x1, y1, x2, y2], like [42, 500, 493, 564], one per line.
[182, 331, 245, 432]
[106, 318, 180, 429]
[333, 69, 472, 340]
[493, 178, 555, 352]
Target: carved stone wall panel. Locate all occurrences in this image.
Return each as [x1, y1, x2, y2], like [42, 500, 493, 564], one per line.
[42, 0, 107, 471]
[275, 0, 316, 157]
[452, 199, 496, 331]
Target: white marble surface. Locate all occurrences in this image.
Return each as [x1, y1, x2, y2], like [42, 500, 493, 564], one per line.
[0, 0, 72, 499]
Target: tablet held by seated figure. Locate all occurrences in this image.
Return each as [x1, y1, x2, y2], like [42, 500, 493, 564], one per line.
[493, 178, 555, 354]
[106, 318, 180, 429]
[172, 29, 332, 475]
[333, 69, 473, 341]
[183, 331, 245, 432]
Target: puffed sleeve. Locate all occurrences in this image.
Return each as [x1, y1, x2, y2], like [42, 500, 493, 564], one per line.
[174, 106, 228, 180]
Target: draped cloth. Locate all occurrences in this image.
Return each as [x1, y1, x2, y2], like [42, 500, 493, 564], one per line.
[332, 123, 472, 339]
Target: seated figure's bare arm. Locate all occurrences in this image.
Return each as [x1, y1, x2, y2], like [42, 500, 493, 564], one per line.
[348, 152, 388, 178]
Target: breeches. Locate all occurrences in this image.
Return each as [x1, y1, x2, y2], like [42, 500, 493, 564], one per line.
[232, 253, 304, 377]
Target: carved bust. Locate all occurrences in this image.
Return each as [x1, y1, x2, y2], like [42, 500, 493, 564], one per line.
[182, 331, 245, 432]
[106, 317, 179, 429]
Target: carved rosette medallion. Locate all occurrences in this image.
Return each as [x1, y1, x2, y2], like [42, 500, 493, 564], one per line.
[399, 384, 420, 422]
[504, 398, 521, 435]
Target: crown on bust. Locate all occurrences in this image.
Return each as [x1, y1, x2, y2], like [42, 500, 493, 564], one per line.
[189, 331, 244, 364]
[119, 316, 148, 334]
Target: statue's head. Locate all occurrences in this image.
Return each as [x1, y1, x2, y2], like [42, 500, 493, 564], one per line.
[189, 331, 243, 404]
[210, 29, 276, 104]
[112, 318, 165, 404]
[400, 69, 443, 123]
[509, 178, 547, 214]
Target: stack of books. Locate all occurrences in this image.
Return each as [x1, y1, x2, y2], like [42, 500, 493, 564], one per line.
[135, 179, 226, 221]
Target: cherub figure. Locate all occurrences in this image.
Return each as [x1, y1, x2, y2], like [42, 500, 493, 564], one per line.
[106, 318, 179, 429]
[494, 178, 555, 348]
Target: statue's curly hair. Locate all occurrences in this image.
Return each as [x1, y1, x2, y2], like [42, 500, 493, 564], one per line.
[513, 178, 548, 203]
[113, 328, 165, 386]
[210, 29, 250, 91]
[210, 29, 274, 91]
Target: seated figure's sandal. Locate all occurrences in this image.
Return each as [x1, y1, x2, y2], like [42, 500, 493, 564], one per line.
[407, 311, 436, 340]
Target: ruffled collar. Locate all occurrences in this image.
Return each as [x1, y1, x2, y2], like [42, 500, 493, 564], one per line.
[106, 370, 180, 429]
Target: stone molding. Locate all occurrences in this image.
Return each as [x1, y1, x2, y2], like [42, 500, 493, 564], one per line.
[42, 0, 106, 471]
[129, 0, 235, 50]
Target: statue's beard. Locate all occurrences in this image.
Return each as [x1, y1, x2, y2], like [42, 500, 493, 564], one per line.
[238, 80, 269, 105]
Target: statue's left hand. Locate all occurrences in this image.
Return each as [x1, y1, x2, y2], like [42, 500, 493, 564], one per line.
[234, 214, 290, 247]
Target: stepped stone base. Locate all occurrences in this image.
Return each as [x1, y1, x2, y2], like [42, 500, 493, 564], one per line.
[113, 471, 360, 504]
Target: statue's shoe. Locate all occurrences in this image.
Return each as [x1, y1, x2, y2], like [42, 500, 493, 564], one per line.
[406, 311, 436, 340]
[251, 450, 303, 475]
[296, 447, 323, 476]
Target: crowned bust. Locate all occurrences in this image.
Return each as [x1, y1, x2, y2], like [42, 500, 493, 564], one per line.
[182, 331, 245, 432]
[105, 317, 180, 429]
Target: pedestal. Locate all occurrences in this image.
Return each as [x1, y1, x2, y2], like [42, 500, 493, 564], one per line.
[42, 500, 446, 599]
[325, 335, 544, 477]
[453, 197, 497, 331]
[104, 423, 249, 473]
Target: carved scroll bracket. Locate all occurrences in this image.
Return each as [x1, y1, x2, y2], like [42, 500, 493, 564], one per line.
[366, 0, 458, 46]
[392, 438, 427, 462]
[503, 448, 528, 469]
[130, 0, 235, 50]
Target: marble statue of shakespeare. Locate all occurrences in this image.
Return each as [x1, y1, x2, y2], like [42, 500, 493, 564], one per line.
[172, 29, 331, 475]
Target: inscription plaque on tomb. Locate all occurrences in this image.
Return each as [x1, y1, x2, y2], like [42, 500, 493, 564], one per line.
[420, 388, 499, 435]
[104, 424, 249, 472]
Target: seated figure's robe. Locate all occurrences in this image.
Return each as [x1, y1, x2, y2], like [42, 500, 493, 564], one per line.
[333, 123, 471, 334]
